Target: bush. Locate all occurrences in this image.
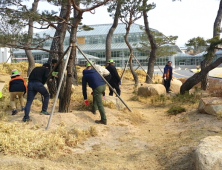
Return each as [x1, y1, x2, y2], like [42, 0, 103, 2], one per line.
[171, 92, 200, 104]
[167, 106, 186, 115]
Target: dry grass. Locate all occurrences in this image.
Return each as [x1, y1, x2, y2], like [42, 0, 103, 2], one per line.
[121, 108, 144, 125]
[0, 62, 42, 77]
[0, 121, 97, 159]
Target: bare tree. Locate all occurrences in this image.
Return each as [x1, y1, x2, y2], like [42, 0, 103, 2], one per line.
[106, 0, 123, 64]
[142, 0, 156, 83]
[119, 0, 143, 85]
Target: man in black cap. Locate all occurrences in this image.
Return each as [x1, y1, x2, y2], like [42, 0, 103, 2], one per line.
[23, 63, 50, 122]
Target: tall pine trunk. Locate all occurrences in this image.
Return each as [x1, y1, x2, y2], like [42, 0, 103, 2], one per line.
[124, 21, 138, 85]
[47, 1, 71, 101]
[143, 0, 157, 84]
[59, 3, 81, 112]
[25, 0, 39, 76]
[105, 0, 122, 65]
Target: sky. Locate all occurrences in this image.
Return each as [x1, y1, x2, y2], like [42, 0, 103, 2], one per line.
[36, 0, 220, 47]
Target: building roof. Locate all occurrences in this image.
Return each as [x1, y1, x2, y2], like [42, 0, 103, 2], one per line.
[173, 52, 193, 57]
[36, 23, 157, 37]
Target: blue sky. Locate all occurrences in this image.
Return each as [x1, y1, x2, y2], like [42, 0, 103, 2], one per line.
[36, 0, 220, 47]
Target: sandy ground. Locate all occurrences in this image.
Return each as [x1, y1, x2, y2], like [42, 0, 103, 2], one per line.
[1, 76, 222, 170]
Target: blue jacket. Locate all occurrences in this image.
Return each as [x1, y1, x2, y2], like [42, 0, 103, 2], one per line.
[82, 69, 105, 100]
[163, 65, 173, 80]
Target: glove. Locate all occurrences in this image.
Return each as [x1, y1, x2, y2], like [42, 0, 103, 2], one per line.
[119, 81, 121, 85]
[84, 100, 89, 106]
[164, 77, 166, 80]
[91, 92, 93, 95]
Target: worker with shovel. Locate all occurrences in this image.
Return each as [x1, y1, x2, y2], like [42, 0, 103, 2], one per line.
[82, 62, 107, 125]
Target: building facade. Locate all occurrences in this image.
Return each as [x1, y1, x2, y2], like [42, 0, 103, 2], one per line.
[0, 47, 11, 63]
[13, 23, 221, 69]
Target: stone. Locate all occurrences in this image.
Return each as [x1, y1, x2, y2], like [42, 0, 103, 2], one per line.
[104, 96, 125, 110]
[198, 97, 222, 117]
[169, 79, 182, 94]
[195, 136, 222, 170]
[138, 84, 166, 97]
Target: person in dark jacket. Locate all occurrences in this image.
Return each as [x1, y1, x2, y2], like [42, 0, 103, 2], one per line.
[163, 61, 173, 93]
[23, 63, 50, 122]
[106, 59, 121, 96]
[82, 65, 107, 125]
[9, 69, 27, 115]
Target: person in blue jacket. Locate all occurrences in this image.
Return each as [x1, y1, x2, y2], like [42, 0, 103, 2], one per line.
[82, 62, 107, 125]
[163, 61, 173, 93]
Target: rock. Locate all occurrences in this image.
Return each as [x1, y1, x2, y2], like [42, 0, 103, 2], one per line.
[195, 136, 222, 170]
[138, 84, 166, 97]
[198, 97, 222, 117]
[169, 79, 182, 93]
[104, 96, 125, 110]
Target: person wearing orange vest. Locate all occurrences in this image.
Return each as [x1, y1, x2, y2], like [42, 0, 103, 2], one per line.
[9, 69, 27, 115]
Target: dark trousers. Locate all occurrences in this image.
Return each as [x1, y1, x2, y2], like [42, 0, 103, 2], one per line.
[24, 81, 49, 119]
[109, 82, 120, 96]
[93, 85, 106, 122]
[164, 79, 171, 92]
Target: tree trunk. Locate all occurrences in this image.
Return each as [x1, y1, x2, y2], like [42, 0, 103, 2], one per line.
[47, 1, 71, 104]
[181, 57, 222, 94]
[48, 2, 71, 63]
[25, 50, 35, 76]
[142, 0, 157, 84]
[105, 0, 122, 64]
[59, 3, 81, 112]
[25, 0, 39, 76]
[214, 0, 222, 38]
[200, 60, 210, 90]
[200, 0, 222, 90]
[124, 21, 138, 85]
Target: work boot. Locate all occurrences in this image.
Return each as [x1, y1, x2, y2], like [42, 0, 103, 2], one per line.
[40, 111, 50, 115]
[95, 120, 107, 125]
[21, 107, 25, 111]
[12, 109, 18, 115]
[22, 117, 31, 122]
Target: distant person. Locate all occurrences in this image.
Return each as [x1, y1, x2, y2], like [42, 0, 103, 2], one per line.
[163, 61, 173, 93]
[82, 62, 107, 125]
[23, 63, 50, 122]
[106, 59, 121, 96]
[9, 69, 27, 115]
[48, 59, 59, 99]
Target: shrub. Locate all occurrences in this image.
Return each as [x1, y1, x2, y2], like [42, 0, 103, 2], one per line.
[167, 106, 186, 115]
[171, 92, 200, 104]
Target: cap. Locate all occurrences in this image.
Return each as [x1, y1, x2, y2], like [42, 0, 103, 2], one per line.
[85, 61, 95, 67]
[11, 69, 21, 77]
[107, 59, 115, 63]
